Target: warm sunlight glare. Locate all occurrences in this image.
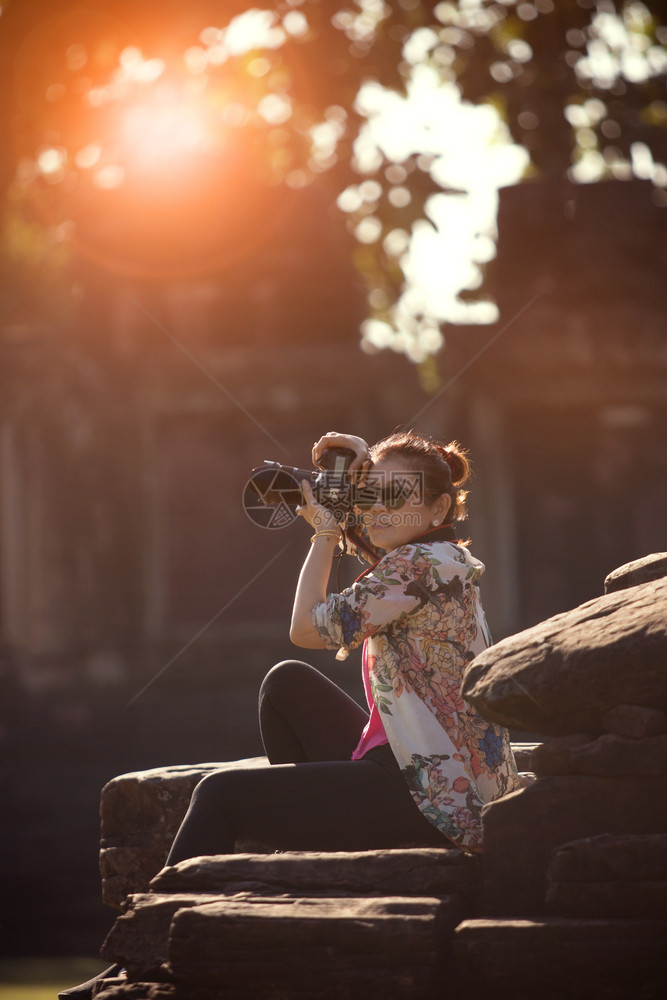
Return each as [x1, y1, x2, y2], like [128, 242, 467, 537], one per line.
[120, 97, 213, 172]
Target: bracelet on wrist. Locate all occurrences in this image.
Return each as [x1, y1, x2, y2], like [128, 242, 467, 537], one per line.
[310, 530, 341, 544]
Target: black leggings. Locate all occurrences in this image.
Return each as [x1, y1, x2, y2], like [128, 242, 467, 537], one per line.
[166, 661, 445, 864]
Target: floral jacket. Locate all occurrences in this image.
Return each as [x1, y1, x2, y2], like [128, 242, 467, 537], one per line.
[312, 539, 520, 852]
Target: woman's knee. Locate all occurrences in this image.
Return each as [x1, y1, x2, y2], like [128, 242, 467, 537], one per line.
[168, 769, 243, 863]
[259, 659, 316, 703]
[189, 766, 245, 814]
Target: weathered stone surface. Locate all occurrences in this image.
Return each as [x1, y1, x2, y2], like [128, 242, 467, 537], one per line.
[569, 733, 667, 776]
[531, 734, 593, 775]
[169, 894, 459, 998]
[100, 758, 267, 909]
[604, 551, 667, 594]
[95, 986, 175, 1000]
[547, 834, 667, 882]
[461, 577, 667, 735]
[481, 775, 667, 916]
[531, 732, 667, 776]
[102, 849, 479, 986]
[455, 917, 667, 1000]
[103, 890, 461, 999]
[546, 879, 667, 918]
[546, 836, 667, 919]
[150, 848, 480, 908]
[601, 703, 667, 739]
[101, 892, 209, 981]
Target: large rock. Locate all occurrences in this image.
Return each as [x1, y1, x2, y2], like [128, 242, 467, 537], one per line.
[461, 577, 667, 735]
[604, 552, 667, 594]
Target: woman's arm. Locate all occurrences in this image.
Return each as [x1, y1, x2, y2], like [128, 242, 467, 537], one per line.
[289, 480, 341, 648]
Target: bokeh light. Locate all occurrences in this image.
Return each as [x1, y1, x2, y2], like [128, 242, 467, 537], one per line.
[8, 6, 323, 279]
[6, 0, 666, 355]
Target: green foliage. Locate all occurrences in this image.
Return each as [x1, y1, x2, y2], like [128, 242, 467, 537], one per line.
[0, 1, 665, 355]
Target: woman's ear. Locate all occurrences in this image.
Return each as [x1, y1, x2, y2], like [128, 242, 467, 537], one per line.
[433, 494, 452, 524]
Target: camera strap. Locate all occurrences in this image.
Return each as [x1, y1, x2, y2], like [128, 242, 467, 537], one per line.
[332, 525, 349, 592]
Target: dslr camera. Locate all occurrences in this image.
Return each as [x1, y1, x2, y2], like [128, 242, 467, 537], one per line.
[245, 447, 360, 529]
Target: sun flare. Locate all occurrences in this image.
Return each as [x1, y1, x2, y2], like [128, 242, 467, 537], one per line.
[119, 94, 216, 173]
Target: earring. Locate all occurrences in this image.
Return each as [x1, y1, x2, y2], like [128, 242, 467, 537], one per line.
[432, 519, 440, 526]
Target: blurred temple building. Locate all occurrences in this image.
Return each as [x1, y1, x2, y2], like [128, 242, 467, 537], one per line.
[0, 177, 666, 698]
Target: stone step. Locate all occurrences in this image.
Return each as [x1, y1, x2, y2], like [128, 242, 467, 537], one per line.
[150, 847, 480, 902]
[101, 891, 461, 999]
[169, 894, 459, 999]
[545, 833, 667, 918]
[481, 773, 667, 916]
[455, 917, 667, 1000]
[101, 848, 480, 984]
[100, 758, 268, 909]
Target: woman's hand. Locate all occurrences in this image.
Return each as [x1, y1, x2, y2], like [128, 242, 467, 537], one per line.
[296, 480, 341, 535]
[312, 432, 371, 477]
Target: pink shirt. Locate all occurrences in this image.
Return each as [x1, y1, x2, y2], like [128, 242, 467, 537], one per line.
[351, 640, 389, 759]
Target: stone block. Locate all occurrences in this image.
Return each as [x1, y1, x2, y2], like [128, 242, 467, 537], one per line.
[546, 833, 667, 918]
[569, 733, 667, 776]
[100, 758, 266, 909]
[601, 703, 666, 739]
[150, 848, 481, 911]
[102, 891, 461, 999]
[95, 985, 175, 999]
[546, 879, 667, 918]
[548, 834, 667, 882]
[455, 917, 667, 1000]
[169, 894, 460, 998]
[481, 775, 667, 916]
[101, 892, 210, 982]
[101, 848, 479, 988]
[531, 732, 667, 776]
[531, 734, 593, 775]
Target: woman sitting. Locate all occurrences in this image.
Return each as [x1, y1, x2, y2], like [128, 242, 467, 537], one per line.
[165, 429, 519, 863]
[60, 428, 519, 999]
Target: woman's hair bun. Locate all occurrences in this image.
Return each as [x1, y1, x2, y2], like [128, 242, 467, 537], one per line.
[436, 442, 470, 486]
